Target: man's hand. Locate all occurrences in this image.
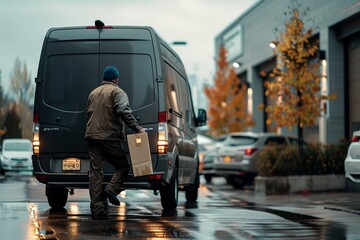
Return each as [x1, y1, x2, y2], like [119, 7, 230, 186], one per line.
[139, 128, 146, 133]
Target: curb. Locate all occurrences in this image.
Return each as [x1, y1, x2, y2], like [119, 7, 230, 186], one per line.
[255, 174, 345, 195]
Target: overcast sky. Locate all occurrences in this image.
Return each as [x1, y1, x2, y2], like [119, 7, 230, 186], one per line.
[0, 0, 258, 92]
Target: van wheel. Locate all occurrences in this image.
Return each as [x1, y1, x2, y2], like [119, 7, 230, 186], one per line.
[160, 167, 178, 210]
[46, 186, 68, 210]
[231, 176, 245, 189]
[185, 172, 199, 202]
[204, 174, 212, 183]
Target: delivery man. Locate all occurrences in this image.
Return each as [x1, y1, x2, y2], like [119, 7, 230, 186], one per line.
[85, 66, 144, 220]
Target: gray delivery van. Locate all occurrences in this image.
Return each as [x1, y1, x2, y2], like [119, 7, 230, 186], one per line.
[32, 21, 207, 210]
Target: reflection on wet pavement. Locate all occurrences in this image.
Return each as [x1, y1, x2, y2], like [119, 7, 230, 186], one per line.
[0, 175, 359, 239]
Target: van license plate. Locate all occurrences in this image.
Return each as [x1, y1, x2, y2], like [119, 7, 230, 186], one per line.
[62, 158, 81, 171]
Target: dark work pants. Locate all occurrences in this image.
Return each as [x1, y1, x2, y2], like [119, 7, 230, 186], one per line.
[87, 140, 130, 215]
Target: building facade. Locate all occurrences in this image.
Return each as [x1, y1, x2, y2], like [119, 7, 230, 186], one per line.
[215, 0, 360, 144]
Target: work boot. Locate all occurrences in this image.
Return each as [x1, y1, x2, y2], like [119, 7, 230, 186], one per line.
[102, 193, 109, 211]
[103, 188, 120, 206]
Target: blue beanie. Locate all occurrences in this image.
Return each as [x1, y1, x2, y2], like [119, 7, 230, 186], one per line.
[103, 66, 119, 81]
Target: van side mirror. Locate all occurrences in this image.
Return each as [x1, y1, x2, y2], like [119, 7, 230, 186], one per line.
[196, 108, 207, 127]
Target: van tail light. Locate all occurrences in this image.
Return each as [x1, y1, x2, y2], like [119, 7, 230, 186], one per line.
[158, 112, 168, 154]
[244, 148, 257, 156]
[352, 136, 360, 142]
[33, 112, 40, 154]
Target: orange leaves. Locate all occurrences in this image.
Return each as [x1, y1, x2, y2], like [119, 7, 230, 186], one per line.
[264, 5, 335, 131]
[204, 46, 254, 137]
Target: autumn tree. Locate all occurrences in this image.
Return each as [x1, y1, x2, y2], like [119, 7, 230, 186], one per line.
[204, 46, 254, 137]
[0, 70, 5, 107]
[263, 2, 334, 148]
[0, 70, 6, 137]
[2, 103, 22, 140]
[9, 58, 34, 140]
[10, 58, 34, 104]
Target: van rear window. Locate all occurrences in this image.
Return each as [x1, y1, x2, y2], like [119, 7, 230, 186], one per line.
[101, 54, 154, 110]
[44, 54, 99, 112]
[44, 54, 154, 112]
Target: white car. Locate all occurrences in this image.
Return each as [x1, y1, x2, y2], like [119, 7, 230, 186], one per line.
[0, 139, 33, 174]
[345, 131, 360, 183]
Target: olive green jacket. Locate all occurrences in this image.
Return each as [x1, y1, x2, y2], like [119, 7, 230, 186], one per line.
[85, 81, 142, 141]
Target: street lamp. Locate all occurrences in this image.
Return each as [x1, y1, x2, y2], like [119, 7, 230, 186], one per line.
[269, 41, 278, 48]
[232, 62, 241, 68]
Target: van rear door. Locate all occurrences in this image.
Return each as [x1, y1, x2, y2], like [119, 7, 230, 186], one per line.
[38, 28, 100, 154]
[99, 28, 159, 167]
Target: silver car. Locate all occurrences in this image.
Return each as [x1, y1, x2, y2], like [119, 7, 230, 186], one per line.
[213, 132, 299, 189]
[345, 131, 360, 183]
[198, 135, 226, 183]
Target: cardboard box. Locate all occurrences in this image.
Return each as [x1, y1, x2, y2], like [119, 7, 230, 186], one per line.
[126, 132, 153, 177]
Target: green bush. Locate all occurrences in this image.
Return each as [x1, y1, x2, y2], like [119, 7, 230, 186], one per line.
[303, 143, 323, 174]
[273, 146, 304, 176]
[258, 145, 280, 177]
[258, 140, 350, 176]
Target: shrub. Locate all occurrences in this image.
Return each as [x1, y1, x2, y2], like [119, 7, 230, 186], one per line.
[303, 143, 324, 174]
[273, 146, 303, 176]
[258, 140, 350, 176]
[258, 145, 281, 177]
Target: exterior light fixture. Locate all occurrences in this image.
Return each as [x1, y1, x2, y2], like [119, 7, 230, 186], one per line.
[232, 62, 241, 68]
[269, 41, 277, 48]
[247, 87, 253, 116]
[221, 101, 227, 108]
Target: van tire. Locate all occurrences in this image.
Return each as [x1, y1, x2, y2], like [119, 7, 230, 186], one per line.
[160, 167, 178, 210]
[231, 176, 245, 189]
[185, 172, 199, 202]
[46, 186, 68, 209]
[204, 174, 212, 183]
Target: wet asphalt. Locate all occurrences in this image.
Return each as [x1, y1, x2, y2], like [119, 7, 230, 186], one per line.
[0, 173, 359, 239]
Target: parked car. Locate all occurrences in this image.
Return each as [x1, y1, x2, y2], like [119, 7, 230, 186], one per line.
[199, 135, 226, 183]
[197, 134, 215, 151]
[212, 132, 299, 189]
[0, 139, 33, 174]
[344, 131, 360, 183]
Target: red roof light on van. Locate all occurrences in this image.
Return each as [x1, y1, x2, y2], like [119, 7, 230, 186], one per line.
[86, 25, 113, 29]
